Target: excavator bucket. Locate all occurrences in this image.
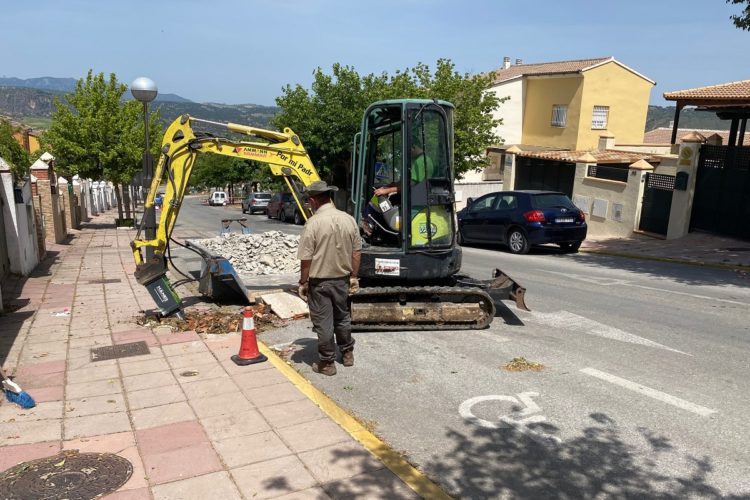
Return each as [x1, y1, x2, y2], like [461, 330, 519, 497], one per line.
[487, 268, 529, 312]
[185, 241, 250, 304]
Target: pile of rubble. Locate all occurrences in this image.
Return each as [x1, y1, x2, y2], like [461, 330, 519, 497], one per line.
[196, 231, 300, 275]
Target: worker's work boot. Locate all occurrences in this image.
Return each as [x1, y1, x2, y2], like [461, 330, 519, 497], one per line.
[342, 350, 354, 367]
[312, 361, 336, 376]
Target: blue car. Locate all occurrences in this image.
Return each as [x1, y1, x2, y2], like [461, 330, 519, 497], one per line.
[154, 193, 164, 209]
[457, 190, 587, 254]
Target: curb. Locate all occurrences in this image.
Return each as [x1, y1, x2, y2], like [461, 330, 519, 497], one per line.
[579, 248, 750, 272]
[258, 342, 452, 500]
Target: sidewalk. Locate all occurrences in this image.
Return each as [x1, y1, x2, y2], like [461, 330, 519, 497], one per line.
[581, 232, 750, 270]
[0, 212, 425, 499]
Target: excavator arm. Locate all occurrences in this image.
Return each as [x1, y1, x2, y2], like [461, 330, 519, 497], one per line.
[131, 114, 321, 316]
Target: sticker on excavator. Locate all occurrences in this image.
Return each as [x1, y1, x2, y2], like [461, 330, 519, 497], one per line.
[374, 258, 400, 276]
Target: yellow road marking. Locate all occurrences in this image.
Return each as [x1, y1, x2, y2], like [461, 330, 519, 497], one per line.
[258, 342, 452, 500]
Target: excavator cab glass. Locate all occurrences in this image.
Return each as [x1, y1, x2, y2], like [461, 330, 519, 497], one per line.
[353, 100, 456, 252]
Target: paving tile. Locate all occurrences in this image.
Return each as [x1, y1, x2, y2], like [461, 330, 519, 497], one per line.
[214, 430, 292, 468]
[272, 487, 332, 499]
[152, 470, 242, 500]
[117, 350, 165, 364]
[173, 361, 227, 383]
[101, 487, 151, 500]
[298, 441, 384, 484]
[232, 368, 289, 390]
[67, 363, 121, 384]
[142, 442, 223, 485]
[0, 441, 61, 473]
[123, 370, 177, 392]
[136, 420, 208, 455]
[181, 376, 238, 400]
[17, 371, 65, 389]
[275, 418, 351, 453]
[322, 467, 420, 499]
[162, 341, 209, 357]
[0, 401, 63, 422]
[0, 418, 62, 445]
[258, 399, 326, 429]
[69, 356, 118, 372]
[191, 391, 254, 419]
[16, 359, 66, 376]
[131, 401, 195, 430]
[127, 384, 186, 410]
[200, 410, 270, 442]
[27, 385, 65, 403]
[64, 412, 131, 440]
[230, 455, 317, 499]
[64, 393, 126, 418]
[166, 352, 218, 370]
[119, 357, 171, 377]
[69, 334, 113, 349]
[243, 383, 306, 408]
[66, 378, 122, 399]
[157, 330, 201, 346]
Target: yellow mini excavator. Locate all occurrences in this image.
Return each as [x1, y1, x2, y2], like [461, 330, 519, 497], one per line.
[131, 99, 527, 329]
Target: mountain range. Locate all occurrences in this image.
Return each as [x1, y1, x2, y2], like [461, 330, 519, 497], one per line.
[0, 76, 732, 133]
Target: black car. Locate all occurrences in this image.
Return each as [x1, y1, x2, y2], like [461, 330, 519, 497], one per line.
[457, 190, 587, 254]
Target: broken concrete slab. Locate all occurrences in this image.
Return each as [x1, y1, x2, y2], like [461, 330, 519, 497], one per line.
[259, 292, 309, 320]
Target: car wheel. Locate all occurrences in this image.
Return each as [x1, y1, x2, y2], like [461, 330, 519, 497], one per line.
[457, 228, 465, 246]
[279, 209, 287, 223]
[507, 228, 530, 254]
[294, 210, 303, 225]
[267, 209, 272, 219]
[241, 206, 246, 214]
[560, 241, 582, 253]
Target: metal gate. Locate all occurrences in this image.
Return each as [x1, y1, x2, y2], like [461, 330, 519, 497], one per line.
[639, 173, 675, 236]
[691, 145, 750, 240]
[0, 195, 10, 281]
[515, 157, 575, 197]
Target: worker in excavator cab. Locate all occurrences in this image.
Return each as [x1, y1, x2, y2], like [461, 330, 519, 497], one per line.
[369, 138, 450, 246]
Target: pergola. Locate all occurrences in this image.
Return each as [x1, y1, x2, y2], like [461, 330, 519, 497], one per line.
[664, 80, 750, 145]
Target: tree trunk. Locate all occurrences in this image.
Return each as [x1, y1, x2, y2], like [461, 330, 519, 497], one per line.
[122, 183, 132, 219]
[115, 183, 124, 220]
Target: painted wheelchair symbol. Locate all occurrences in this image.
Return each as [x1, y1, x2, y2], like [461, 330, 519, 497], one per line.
[459, 392, 561, 445]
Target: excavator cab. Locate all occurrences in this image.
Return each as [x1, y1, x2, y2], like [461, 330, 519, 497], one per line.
[352, 100, 462, 282]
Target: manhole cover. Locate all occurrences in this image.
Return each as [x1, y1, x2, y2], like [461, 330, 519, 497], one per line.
[91, 341, 150, 362]
[0, 450, 133, 499]
[86, 278, 122, 284]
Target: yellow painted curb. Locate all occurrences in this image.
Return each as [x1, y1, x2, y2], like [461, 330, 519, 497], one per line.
[258, 342, 452, 500]
[580, 248, 750, 272]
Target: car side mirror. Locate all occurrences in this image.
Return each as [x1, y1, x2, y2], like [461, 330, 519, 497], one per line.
[466, 197, 474, 208]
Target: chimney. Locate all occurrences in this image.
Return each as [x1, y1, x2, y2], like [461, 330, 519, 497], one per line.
[503, 56, 511, 70]
[515, 58, 523, 65]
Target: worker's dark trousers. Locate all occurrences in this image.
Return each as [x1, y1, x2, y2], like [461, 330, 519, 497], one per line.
[308, 277, 355, 362]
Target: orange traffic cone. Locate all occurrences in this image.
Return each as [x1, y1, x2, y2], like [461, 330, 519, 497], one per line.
[232, 307, 268, 366]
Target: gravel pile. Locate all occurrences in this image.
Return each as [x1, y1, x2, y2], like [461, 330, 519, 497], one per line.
[196, 231, 300, 275]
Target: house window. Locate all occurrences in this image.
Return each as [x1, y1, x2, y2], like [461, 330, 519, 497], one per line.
[592, 105, 609, 129]
[551, 105, 567, 128]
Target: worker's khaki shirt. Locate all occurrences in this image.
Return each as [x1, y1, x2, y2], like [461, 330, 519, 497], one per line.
[297, 203, 361, 279]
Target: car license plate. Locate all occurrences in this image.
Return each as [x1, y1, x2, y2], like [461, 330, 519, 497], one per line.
[556, 217, 575, 223]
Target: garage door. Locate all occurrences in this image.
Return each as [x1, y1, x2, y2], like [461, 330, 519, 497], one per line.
[515, 157, 575, 197]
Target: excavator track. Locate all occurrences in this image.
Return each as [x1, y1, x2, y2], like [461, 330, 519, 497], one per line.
[351, 286, 496, 331]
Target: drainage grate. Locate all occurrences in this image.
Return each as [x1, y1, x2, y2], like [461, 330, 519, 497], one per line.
[91, 341, 150, 362]
[86, 278, 122, 284]
[0, 450, 133, 500]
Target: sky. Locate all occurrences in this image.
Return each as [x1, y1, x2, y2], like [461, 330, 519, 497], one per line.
[2, 0, 748, 106]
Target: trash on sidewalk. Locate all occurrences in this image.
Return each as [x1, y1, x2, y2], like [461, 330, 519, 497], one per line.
[269, 342, 302, 361]
[0, 367, 36, 409]
[51, 308, 70, 317]
[136, 304, 290, 335]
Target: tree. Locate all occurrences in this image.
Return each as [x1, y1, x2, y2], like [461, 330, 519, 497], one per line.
[272, 60, 504, 183]
[0, 120, 30, 177]
[727, 0, 750, 30]
[42, 70, 162, 220]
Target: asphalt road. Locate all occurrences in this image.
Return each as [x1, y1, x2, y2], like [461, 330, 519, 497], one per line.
[169, 196, 750, 499]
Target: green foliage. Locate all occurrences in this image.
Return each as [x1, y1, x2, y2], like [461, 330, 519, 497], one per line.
[727, 0, 750, 30]
[0, 119, 30, 177]
[189, 154, 279, 193]
[42, 70, 162, 184]
[646, 106, 732, 131]
[272, 60, 504, 181]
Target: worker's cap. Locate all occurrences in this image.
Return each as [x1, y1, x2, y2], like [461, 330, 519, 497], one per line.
[306, 180, 339, 195]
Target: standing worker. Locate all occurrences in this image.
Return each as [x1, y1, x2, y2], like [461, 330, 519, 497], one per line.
[297, 181, 362, 376]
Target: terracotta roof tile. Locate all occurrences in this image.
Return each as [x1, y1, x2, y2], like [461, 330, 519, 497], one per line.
[491, 57, 612, 84]
[515, 149, 659, 164]
[643, 127, 750, 144]
[663, 80, 750, 101]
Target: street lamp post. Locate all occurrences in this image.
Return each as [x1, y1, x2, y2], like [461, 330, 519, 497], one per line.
[130, 77, 158, 261]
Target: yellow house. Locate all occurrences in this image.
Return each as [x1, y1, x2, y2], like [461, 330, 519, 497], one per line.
[13, 128, 41, 154]
[487, 57, 655, 150]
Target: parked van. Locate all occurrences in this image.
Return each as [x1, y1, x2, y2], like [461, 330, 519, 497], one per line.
[209, 191, 228, 206]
